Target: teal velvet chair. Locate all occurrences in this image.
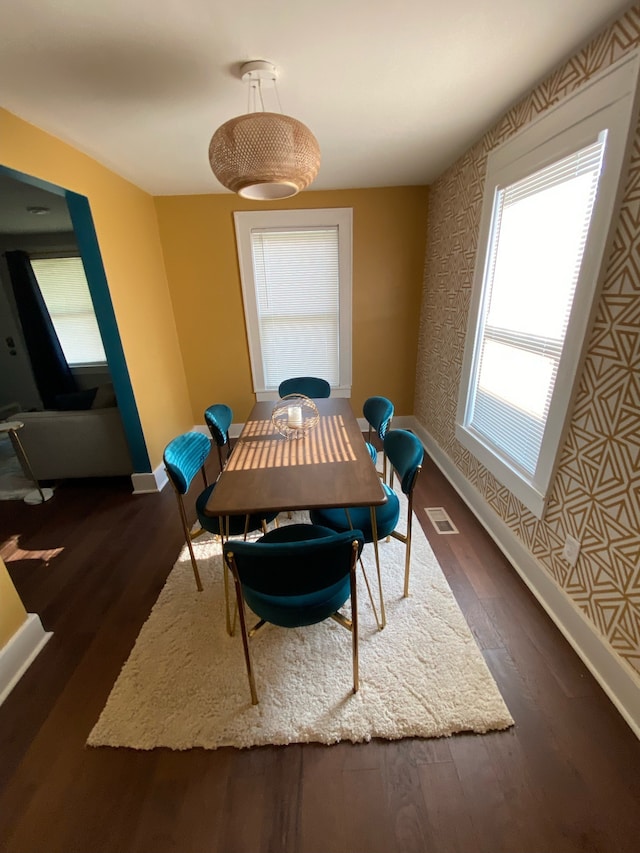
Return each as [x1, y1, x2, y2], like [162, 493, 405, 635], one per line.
[363, 396, 394, 481]
[163, 431, 278, 632]
[223, 524, 364, 705]
[310, 429, 424, 625]
[204, 403, 233, 471]
[278, 376, 331, 398]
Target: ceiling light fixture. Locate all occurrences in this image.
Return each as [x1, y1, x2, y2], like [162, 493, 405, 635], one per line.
[208, 60, 321, 201]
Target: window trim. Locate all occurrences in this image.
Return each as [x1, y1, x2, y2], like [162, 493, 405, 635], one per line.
[456, 50, 640, 519]
[234, 208, 353, 400]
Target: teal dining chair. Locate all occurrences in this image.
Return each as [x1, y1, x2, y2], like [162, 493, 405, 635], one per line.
[223, 524, 364, 705]
[363, 396, 394, 482]
[310, 429, 424, 625]
[278, 376, 331, 398]
[204, 403, 233, 472]
[163, 431, 278, 633]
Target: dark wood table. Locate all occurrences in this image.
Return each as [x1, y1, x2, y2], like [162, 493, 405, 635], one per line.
[204, 397, 389, 626]
[204, 398, 387, 516]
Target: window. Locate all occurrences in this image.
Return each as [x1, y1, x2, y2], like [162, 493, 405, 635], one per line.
[468, 140, 605, 475]
[457, 52, 640, 518]
[31, 256, 106, 366]
[234, 208, 352, 399]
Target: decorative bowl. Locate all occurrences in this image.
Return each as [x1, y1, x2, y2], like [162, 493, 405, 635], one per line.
[271, 394, 320, 439]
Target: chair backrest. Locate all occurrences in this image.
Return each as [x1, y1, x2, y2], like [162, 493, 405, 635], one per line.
[163, 431, 211, 495]
[224, 525, 364, 596]
[278, 376, 331, 399]
[363, 396, 394, 441]
[383, 430, 424, 495]
[204, 403, 233, 447]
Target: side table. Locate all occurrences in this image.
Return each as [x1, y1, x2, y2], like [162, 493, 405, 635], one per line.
[0, 420, 54, 505]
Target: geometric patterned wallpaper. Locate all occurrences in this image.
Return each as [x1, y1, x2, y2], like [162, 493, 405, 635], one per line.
[415, 6, 640, 678]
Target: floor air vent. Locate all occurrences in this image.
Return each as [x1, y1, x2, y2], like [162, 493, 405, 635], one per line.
[424, 507, 459, 534]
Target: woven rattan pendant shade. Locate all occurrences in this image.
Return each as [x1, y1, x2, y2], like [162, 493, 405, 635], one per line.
[209, 112, 320, 200]
[208, 61, 321, 200]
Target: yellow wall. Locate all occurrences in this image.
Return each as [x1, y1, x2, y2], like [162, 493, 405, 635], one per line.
[0, 558, 27, 650]
[0, 109, 193, 468]
[155, 187, 429, 422]
[1, 109, 428, 457]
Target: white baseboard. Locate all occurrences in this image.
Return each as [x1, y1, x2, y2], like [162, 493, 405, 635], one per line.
[131, 464, 168, 494]
[134, 425, 243, 495]
[0, 614, 52, 707]
[389, 415, 416, 430]
[255, 388, 351, 402]
[407, 417, 640, 740]
[357, 415, 415, 432]
[195, 423, 243, 439]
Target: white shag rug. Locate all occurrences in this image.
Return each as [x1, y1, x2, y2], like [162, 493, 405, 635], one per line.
[88, 483, 514, 750]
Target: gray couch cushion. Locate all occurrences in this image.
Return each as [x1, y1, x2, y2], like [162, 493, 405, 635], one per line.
[92, 383, 117, 409]
[15, 407, 133, 480]
[53, 387, 97, 410]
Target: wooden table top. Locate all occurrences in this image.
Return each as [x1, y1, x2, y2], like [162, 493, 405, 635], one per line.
[203, 398, 387, 517]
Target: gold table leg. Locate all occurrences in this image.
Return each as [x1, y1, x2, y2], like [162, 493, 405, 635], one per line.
[369, 505, 386, 629]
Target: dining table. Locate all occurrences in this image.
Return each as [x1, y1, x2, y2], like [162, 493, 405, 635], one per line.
[203, 397, 389, 626]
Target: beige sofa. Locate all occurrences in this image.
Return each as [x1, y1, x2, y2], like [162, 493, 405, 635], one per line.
[14, 406, 133, 481]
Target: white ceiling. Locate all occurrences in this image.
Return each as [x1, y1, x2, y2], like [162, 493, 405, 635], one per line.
[0, 0, 634, 197]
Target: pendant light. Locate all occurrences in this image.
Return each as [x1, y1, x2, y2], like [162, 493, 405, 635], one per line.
[208, 60, 321, 200]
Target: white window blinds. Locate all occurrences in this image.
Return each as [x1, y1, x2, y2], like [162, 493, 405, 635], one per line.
[250, 226, 340, 388]
[467, 138, 605, 476]
[31, 256, 106, 366]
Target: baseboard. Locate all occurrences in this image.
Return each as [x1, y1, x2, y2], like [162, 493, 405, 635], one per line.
[407, 417, 640, 741]
[194, 423, 244, 439]
[255, 388, 351, 402]
[0, 614, 52, 707]
[131, 464, 167, 494]
[358, 415, 415, 432]
[134, 425, 245, 495]
[390, 415, 416, 430]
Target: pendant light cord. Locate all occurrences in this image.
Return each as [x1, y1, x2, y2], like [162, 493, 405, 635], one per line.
[246, 76, 282, 114]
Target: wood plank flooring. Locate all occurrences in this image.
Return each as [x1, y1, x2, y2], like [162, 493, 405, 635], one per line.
[0, 450, 639, 853]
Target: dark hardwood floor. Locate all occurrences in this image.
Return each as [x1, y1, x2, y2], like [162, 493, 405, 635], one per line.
[1, 448, 639, 853]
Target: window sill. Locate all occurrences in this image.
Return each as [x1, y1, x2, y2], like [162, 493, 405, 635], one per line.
[455, 422, 547, 519]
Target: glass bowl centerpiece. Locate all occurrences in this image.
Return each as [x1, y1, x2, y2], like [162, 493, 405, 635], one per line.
[271, 394, 320, 439]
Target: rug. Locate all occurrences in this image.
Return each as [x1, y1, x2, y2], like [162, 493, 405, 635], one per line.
[0, 434, 33, 500]
[88, 484, 514, 750]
